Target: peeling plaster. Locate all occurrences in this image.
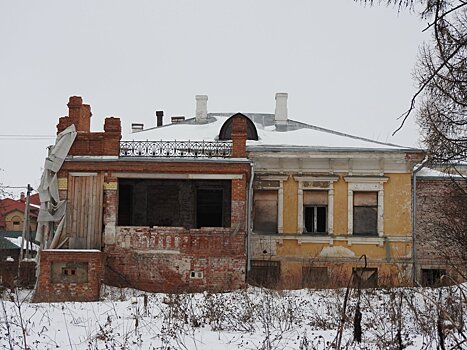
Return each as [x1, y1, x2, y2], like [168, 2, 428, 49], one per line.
[319, 246, 356, 258]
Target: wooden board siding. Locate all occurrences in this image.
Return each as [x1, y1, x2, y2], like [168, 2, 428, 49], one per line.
[67, 174, 104, 249]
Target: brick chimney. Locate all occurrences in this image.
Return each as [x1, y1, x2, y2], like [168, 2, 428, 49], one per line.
[195, 95, 208, 123]
[231, 114, 248, 158]
[274, 92, 288, 127]
[56, 96, 122, 156]
[57, 96, 92, 133]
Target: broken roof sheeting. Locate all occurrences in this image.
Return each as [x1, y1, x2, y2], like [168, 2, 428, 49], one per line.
[124, 114, 419, 152]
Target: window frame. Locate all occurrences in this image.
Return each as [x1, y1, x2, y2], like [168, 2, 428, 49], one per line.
[303, 205, 328, 234]
[294, 176, 339, 235]
[252, 175, 288, 234]
[352, 191, 378, 236]
[344, 176, 388, 237]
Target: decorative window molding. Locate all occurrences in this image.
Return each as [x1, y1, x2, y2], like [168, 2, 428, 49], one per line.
[294, 176, 339, 235]
[344, 176, 388, 237]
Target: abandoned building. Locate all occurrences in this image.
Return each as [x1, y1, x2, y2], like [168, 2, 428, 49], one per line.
[33, 95, 252, 302]
[32, 93, 434, 301]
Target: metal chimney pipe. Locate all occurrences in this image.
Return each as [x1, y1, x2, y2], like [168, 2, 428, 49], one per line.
[156, 111, 164, 127]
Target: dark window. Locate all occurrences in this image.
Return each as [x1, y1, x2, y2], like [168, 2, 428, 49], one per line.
[353, 192, 378, 235]
[304, 206, 327, 233]
[253, 190, 278, 233]
[302, 266, 329, 288]
[196, 189, 223, 228]
[118, 184, 133, 226]
[421, 269, 446, 287]
[12, 221, 20, 226]
[248, 260, 280, 287]
[118, 179, 231, 228]
[352, 267, 378, 288]
[303, 190, 327, 234]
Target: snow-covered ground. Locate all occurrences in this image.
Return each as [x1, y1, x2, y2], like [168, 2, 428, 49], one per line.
[1, 284, 465, 349]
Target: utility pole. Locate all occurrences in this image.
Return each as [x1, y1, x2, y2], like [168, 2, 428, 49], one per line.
[19, 184, 33, 261]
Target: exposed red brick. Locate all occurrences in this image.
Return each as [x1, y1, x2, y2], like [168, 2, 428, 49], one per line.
[33, 250, 103, 303]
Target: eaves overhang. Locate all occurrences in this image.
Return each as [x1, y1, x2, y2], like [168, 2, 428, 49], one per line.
[64, 155, 252, 164]
[246, 145, 424, 153]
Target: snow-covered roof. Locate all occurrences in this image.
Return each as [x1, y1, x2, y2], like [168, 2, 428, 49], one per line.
[124, 113, 421, 153]
[417, 167, 464, 178]
[4, 236, 39, 251]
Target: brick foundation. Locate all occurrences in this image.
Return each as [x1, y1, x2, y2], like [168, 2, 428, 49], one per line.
[33, 250, 103, 302]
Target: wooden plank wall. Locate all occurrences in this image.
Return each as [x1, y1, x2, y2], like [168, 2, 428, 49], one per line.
[67, 174, 104, 249]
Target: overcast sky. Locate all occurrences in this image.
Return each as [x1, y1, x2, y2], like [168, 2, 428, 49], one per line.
[0, 1, 427, 196]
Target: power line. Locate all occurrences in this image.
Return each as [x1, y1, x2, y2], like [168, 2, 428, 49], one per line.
[0, 135, 55, 140]
[0, 135, 54, 137]
[3, 186, 32, 189]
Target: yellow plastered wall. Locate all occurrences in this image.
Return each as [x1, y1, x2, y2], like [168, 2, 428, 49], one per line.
[384, 173, 412, 235]
[276, 239, 326, 257]
[333, 176, 348, 235]
[282, 175, 298, 234]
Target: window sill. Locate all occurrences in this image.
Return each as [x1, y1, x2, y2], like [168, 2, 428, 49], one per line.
[352, 233, 379, 237]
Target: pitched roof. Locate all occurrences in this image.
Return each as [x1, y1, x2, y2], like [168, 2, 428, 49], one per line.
[124, 113, 421, 153]
[0, 236, 20, 250]
[0, 230, 23, 238]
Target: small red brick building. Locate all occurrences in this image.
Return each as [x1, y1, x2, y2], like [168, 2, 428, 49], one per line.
[34, 96, 254, 301]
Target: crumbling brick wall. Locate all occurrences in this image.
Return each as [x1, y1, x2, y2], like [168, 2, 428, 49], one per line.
[33, 250, 103, 302]
[104, 227, 246, 293]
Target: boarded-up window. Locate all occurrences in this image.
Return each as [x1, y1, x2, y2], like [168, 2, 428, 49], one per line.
[302, 266, 329, 288]
[421, 269, 446, 287]
[253, 190, 278, 233]
[67, 174, 104, 249]
[303, 191, 327, 233]
[352, 267, 378, 288]
[353, 191, 377, 235]
[248, 260, 280, 287]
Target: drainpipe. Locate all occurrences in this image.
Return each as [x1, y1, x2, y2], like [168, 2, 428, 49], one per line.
[412, 158, 428, 285]
[247, 162, 255, 273]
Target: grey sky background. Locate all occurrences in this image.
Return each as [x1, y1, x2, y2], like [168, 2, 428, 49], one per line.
[0, 0, 427, 196]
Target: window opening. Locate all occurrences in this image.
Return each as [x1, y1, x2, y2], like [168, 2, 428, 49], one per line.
[303, 190, 328, 234]
[118, 179, 231, 228]
[248, 260, 280, 287]
[196, 188, 224, 228]
[304, 206, 327, 233]
[353, 192, 378, 235]
[421, 269, 446, 287]
[253, 190, 278, 233]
